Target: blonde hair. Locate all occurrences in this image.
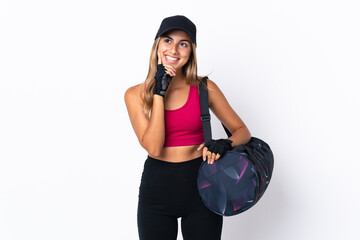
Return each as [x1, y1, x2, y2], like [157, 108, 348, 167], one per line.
[141, 36, 210, 119]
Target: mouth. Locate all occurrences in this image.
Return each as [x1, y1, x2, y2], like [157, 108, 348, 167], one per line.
[165, 55, 179, 64]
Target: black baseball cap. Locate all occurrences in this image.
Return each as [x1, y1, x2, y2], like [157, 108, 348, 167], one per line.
[155, 15, 197, 45]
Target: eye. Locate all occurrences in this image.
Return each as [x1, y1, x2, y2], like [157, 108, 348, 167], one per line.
[164, 39, 171, 43]
[181, 42, 188, 47]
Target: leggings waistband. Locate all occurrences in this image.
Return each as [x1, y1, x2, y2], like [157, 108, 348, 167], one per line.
[146, 155, 203, 167]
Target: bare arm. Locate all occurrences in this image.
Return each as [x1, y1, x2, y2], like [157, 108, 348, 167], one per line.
[207, 79, 251, 145]
[124, 87, 166, 157]
[197, 79, 251, 163]
[124, 51, 176, 157]
[141, 94, 166, 156]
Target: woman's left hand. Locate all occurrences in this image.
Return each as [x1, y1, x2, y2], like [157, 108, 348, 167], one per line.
[197, 139, 233, 164]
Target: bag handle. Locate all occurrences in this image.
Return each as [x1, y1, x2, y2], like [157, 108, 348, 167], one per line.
[199, 77, 232, 144]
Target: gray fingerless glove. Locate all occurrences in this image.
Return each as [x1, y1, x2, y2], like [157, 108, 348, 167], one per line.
[153, 64, 173, 97]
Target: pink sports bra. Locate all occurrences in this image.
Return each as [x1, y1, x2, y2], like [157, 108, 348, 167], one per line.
[163, 84, 204, 147]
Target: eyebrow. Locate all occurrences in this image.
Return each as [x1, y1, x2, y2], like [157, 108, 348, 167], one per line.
[164, 35, 191, 43]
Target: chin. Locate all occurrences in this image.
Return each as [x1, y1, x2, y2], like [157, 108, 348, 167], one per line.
[176, 65, 186, 71]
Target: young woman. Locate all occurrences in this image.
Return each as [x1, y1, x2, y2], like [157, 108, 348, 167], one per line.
[124, 15, 251, 240]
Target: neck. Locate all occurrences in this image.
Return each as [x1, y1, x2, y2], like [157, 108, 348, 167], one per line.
[168, 69, 187, 88]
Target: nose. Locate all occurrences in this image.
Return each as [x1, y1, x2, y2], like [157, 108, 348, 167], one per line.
[168, 44, 179, 55]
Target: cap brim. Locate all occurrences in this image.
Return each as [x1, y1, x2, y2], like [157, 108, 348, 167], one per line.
[157, 27, 196, 45]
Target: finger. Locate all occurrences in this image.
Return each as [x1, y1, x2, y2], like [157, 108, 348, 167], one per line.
[197, 144, 204, 151]
[202, 147, 208, 161]
[157, 51, 162, 65]
[164, 64, 177, 75]
[163, 65, 176, 76]
[213, 144, 221, 155]
[161, 52, 167, 65]
[215, 153, 221, 160]
[207, 144, 215, 153]
[210, 152, 216, 164]
[165, 69, 175, 77]
[168, 65, 177, 73]
[207, 151, 212, 164]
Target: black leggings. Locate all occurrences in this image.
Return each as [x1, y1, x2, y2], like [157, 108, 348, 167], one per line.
[137, 155, 223, 240]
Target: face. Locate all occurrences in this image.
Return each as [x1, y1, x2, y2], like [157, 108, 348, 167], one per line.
[158, 29, 192, 70]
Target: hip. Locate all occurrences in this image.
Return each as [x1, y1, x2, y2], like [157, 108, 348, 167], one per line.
[139, 155, 203, 205]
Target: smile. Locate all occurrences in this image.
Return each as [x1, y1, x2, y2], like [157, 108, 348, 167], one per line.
[165, 55, 179, 63]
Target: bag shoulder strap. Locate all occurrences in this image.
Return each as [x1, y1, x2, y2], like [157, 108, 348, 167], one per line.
[199, 77, 232, 144]
[199, 77, 212, 143]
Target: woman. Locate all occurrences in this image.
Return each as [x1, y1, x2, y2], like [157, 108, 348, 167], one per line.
[124, 15, 251, 240]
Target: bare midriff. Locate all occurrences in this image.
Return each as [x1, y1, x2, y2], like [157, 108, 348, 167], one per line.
[148, 144, 203, 163]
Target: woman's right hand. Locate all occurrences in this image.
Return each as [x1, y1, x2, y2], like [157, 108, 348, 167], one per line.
[153, 51, 176, 97]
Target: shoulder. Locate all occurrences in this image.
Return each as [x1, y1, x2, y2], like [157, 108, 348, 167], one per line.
[204, 78, 222, 94]
[124, 83, 144, 103]
[196, 77, 219, 89]
[193, 77, 218, 88]
[205, 78, 227, 108]
[207, 78, 218, 90]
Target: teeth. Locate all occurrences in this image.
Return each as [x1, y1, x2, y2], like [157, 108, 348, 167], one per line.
[166, 56, 178, 61]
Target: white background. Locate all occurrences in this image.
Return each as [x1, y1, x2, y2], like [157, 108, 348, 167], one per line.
[1, 0, 359, 239]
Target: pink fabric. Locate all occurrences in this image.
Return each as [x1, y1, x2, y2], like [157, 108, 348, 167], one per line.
[164, 85, 204, 147]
